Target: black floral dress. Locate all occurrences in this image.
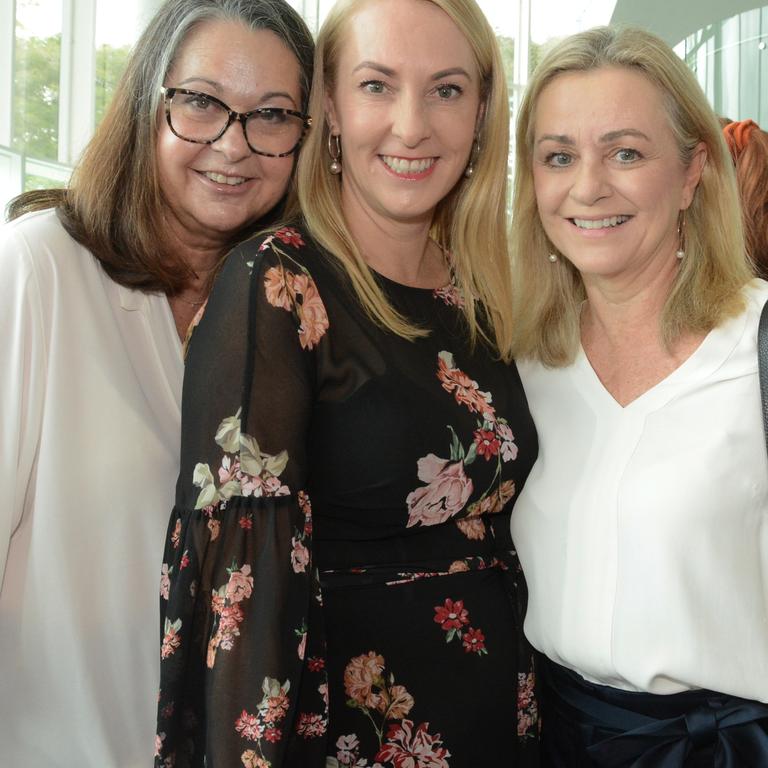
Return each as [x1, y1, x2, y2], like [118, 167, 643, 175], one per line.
[156, 224, 539, 768]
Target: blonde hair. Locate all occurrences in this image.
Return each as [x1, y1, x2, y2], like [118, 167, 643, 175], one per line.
[8, 0, 314, 293]
[296, 0, 515, 360]
[509, 26, 752, 366]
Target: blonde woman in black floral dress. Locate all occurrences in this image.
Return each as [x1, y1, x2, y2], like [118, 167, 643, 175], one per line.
[155, 0, 539, 766]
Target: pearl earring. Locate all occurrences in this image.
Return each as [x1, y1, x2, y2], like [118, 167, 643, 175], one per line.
[675, 211, 686, 260]
[328, 133, 342, 175]
[464, 136, 480, 179]
[548, 253, 558, 263]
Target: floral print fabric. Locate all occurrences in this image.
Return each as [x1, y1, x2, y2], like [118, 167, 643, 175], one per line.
[156, 224, 539, 767]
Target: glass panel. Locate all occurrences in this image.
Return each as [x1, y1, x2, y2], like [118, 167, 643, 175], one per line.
[13, 0, 63, 162]
[684, 6, 768, 123]
[94, 1, 141, 125]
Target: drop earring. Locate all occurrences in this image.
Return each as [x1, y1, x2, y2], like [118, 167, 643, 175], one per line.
[464, 136, 480, 178]
[675, 211, 686, 260]
[328, 133, 342, 175]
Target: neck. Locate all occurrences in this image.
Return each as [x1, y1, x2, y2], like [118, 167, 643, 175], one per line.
[162, 217, 229, 341]
[163, 217, 231, 280]
[580, 253, 680, 348]
[340, 186, 445, 288]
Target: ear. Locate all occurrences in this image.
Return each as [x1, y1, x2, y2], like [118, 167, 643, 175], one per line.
[680, 141, 707, 210]
[324, 91, 339, 135]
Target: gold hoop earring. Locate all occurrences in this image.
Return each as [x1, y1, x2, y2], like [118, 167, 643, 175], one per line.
[328, 133, 342, 175]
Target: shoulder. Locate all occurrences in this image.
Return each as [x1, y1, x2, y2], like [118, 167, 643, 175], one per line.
[228, 221, 323, 277]
[741, 277, 768, 316]
[211, 222, 331, 352]
[0, 209, 98, 307]
[0, 208, 91, 281]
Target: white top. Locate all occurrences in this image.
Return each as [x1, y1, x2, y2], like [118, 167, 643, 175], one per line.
[512, 279, 768, 703]
[0, 209, 183, 765]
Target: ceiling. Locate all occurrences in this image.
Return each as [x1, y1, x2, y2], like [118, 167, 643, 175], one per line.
[611, 0, 764, 45]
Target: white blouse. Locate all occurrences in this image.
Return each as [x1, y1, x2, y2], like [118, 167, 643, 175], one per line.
[0, 209, 183, 765]
[512, 279, 768, 703]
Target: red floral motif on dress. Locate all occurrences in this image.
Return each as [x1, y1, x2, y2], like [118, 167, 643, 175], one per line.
[433, 597, 488, 656]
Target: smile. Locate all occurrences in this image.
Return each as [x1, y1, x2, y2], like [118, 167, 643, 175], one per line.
[202, 171, 249, 186]
[380, 156, 436, 175]
[571, 215, 631, 230]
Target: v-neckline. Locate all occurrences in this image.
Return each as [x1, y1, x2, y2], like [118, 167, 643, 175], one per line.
[574, 309, 746, 413]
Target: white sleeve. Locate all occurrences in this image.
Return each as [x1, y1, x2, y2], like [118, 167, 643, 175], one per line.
[0, 222, 47, 585]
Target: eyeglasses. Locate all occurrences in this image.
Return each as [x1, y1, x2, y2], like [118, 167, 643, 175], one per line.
[160, 87, 311, 158]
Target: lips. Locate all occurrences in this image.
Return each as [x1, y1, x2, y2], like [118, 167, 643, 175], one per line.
[571, 215, 631, 229]
[201, 170, 250, 186]
[380, 155, 436, 175]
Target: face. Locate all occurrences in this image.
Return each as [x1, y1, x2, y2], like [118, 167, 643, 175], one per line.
[326, 0, 483, 230]
[157, 19, 302, 246]
[531, 66, 706, 283]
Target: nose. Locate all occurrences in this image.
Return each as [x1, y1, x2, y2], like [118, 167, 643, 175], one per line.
[569, 157, 611, 206]
[392, 90, 431, 147]
[212, 118, 252, 163]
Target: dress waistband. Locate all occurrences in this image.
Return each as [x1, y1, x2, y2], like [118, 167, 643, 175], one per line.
[542, 658, 768, 767]
[319, 554, 504, 589]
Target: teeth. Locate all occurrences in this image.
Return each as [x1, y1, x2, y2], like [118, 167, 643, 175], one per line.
[381, 156, 435, 174]
[204, 171, 247, 186]
[573, 215, 630, 229]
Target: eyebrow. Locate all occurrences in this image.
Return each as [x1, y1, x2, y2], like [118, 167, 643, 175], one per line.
[537, 128, 651, 145]
[178, 76, 220, 89]
[258, 91, 298, 107]
[352, 61, 472, 81]
[352, 61, 396, 76]
[432, 67, 472, 81]
[175, 78, 296, 106]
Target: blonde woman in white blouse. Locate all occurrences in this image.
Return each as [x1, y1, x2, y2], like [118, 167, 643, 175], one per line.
[508, 26, 768, 767]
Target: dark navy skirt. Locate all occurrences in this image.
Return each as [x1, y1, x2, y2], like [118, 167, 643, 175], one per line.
[539, 656, 768, 767]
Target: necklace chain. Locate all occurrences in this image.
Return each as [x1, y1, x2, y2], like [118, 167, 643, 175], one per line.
[172, 292, 208, 307]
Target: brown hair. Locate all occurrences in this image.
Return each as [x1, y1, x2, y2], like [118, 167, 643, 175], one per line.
[722, 118, 768, 278]
[7, 0, 314, 294]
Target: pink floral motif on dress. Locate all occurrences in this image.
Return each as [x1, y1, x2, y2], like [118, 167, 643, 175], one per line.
[236, 677, 308, 766]
[339, 652, 446, 765]
[517, 671, 538, 738]
[206, 563, 254, 668]
[406, 455, 473, 528]
[433, 281, 465, 309]
[263, 256, 329, 351]
[437, 352, 496, 422]
[376, 719, 451, 768]
[406, 352, 520, 535]
[161, 618, 182, 659]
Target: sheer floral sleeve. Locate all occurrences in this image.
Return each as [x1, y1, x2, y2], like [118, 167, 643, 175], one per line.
[155, 227, 329, 768]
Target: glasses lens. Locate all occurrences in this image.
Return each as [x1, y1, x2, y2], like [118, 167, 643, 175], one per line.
[168, 91, 229, 142]
[245, 109, 305, 155]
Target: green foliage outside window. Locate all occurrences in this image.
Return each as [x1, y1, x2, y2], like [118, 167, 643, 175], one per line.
[95, 43, 131, 125]
[12, 30, 130, 163]
[13, 33, 61, 161]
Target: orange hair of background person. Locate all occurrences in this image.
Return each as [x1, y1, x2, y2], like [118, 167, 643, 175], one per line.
[723, 118, 768, 279]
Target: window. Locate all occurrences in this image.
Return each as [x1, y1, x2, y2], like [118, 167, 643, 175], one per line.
[2, 0, 626, 215]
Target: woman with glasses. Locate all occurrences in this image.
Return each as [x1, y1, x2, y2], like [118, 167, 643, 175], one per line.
[155, 0, 539, 765]
[0, 1, 312, 765]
